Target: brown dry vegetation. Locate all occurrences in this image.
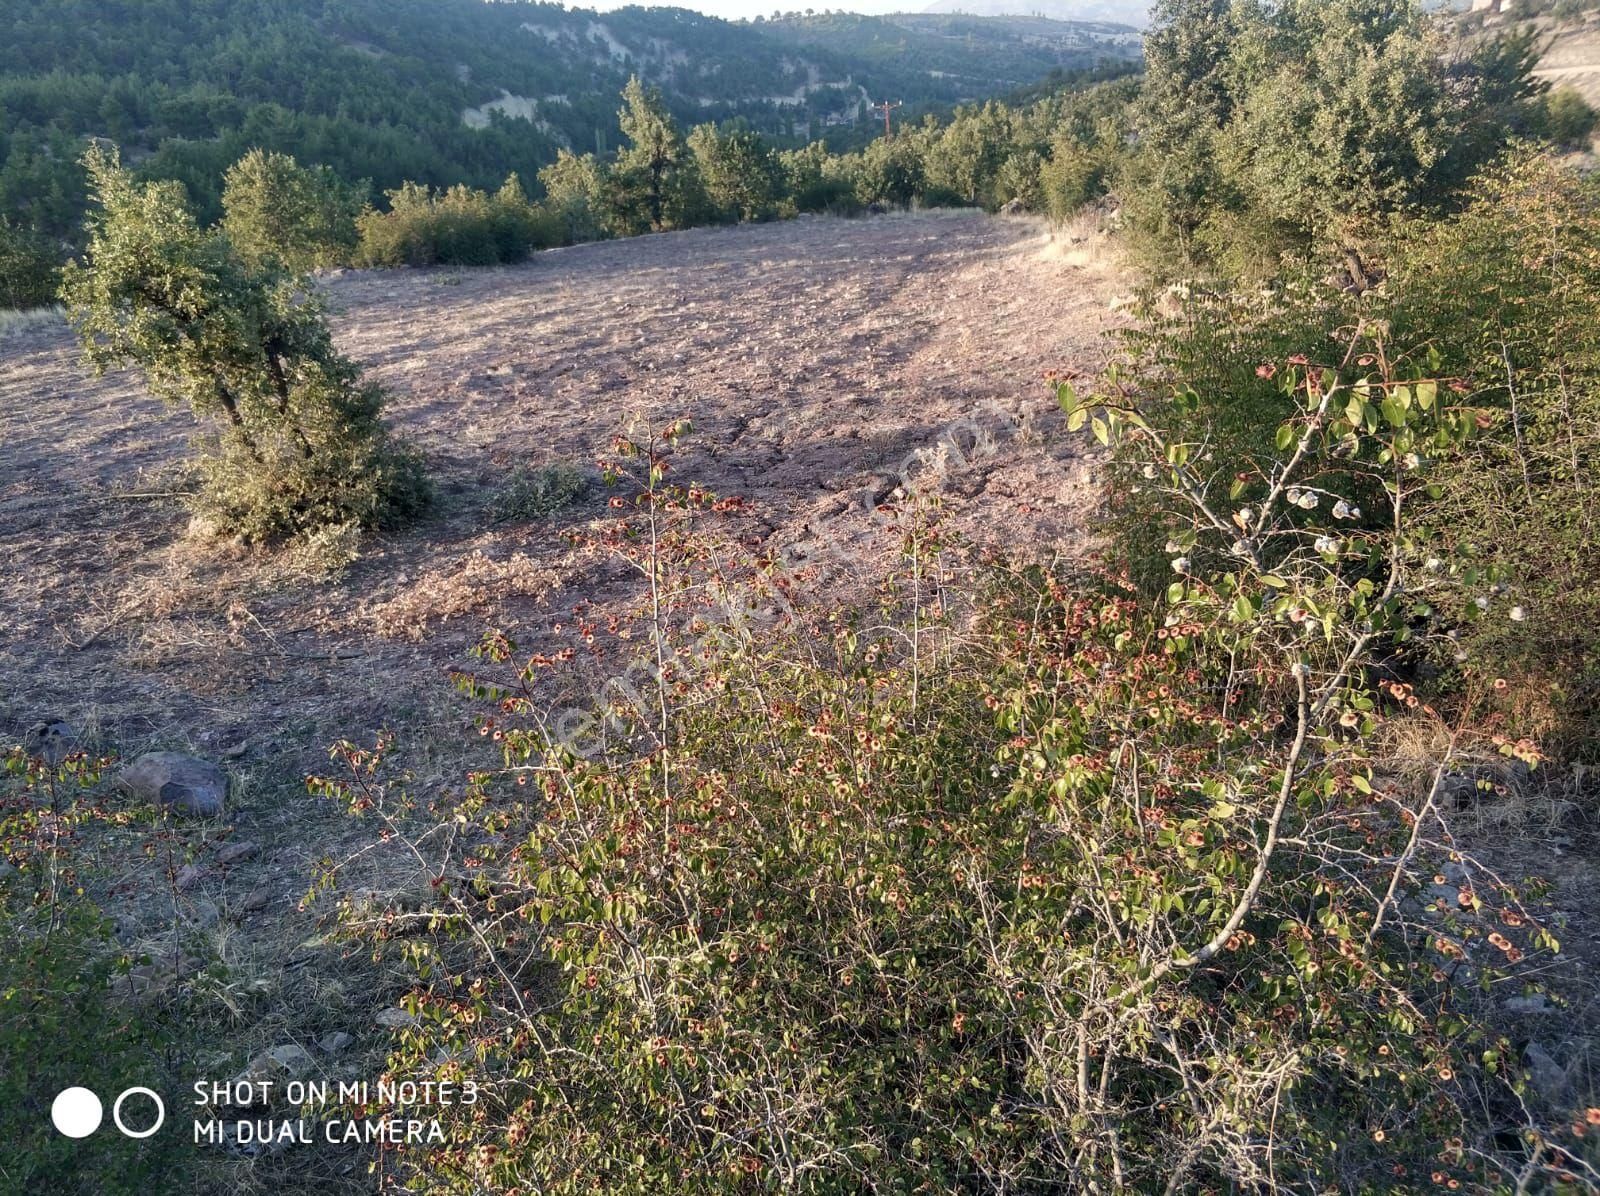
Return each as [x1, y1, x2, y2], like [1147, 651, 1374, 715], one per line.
[0, 210, 1126, 1161]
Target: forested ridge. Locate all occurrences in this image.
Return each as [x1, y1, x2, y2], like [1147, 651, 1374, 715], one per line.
[0, 0, 1138, 241]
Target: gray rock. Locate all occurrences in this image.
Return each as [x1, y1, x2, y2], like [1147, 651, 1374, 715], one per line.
[175, 863, 207, 891]
[1504, 993, 1553, 1016]
[23, 719, 76, 766]
[241, 886, 271, 912]
[234, 1044, 316, 1090]
[318, 1031, 354, 1055]
[120, 752, 227, 817]
[214, 840, 259, 867]
[374, 1006, 418, 1030]
[1523, 1042, 1570, 1103]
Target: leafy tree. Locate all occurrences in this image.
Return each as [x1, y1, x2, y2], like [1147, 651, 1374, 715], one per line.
[538, 149, 608, 243]
[688, 122, 782, 222]
[220, 148, 363, 272]
[779, 140, 859, 213]
[855, 131, 926, 208]
[926, 101, 1021, 206]
[61, 146, 427, 541]
[1127, 0, 1541, 277]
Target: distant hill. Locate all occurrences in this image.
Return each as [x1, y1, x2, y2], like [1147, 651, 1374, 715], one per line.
[923, 0, 1153, 30]
[0, 0, 1142, 239]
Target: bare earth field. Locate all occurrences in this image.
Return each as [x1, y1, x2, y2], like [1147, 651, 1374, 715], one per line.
[1, 210, 1123, 762]
[0, 210, 1126, 1128]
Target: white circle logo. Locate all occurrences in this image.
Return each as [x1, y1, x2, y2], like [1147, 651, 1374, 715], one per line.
[112, 1087, 165, 1139]
[51, 1087, 104, 1138]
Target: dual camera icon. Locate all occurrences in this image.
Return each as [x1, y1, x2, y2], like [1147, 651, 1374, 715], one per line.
[51, 1086, 165, 1139]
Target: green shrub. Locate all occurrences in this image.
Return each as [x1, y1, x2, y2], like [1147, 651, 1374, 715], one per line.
[62, 145, 429, 542]
[220, 148, 362, 272]
[0, 749, 194, 1193]
[486, 462, 588, 524]
[314, 408, 1562, 1191]
[780, 142, 861, 215]
[0, 217, 61, 310]
[356, 175, 560, 268]
[1384, 154, 1600, 756]
[688, 123, 782, 224]
[538, 150, 609, 244]
[1539, 85, 1599, 149]
[1038, 138, 1109, 224]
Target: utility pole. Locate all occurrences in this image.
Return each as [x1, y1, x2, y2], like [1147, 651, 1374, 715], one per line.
[870, 99, 902, 139]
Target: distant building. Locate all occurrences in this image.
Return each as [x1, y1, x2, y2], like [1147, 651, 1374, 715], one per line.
[1471, 0, 1515, 13]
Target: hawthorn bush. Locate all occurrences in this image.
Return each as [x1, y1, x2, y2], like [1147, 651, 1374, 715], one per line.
[315, 368, 1583, 1190]
[1105, 153, 1600, 758]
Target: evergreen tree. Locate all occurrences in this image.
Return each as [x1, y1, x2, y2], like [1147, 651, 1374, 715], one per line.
[610, 76, 694, 233]
[61, 146, 427, 541]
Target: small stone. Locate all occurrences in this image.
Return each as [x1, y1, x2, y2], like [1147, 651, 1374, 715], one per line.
[318, 1032, 354, 1055]
[1504, 994, 1553, 1016]
[234, 1044, 316, 1091]
[120, 752, 227, 818]
[23, 719, 77, 767]
[214, 840, 259, 867]
[221, 741, 249, 760]
[176, 864, 207, 891]
[1524, 1042, 1570, 1102]
[374, 1007, 418, 1030]
[0, 861, 16, 882]
[241, 886, 271, 912]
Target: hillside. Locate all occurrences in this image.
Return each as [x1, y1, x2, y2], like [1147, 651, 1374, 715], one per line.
[923, 0, 1152, 28]
[0, 0, 1140, 238]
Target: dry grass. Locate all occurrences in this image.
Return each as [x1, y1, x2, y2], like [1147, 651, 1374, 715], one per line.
[0, 303, 64, 338]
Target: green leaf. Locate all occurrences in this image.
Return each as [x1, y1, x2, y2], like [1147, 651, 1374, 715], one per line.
[1275, 423, 1296, 451]
[1066, 406, 1087, 433]
[1057, 381, 1078, 414]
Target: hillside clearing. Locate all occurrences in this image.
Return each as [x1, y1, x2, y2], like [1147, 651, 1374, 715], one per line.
[0, 212, 1126, 1088]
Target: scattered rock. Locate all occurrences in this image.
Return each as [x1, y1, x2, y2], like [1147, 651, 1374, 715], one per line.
[234, 1043, 317, 1090]
[22, 719, 76, 766]
[112, 953, 203, 1003]
[120, 752, 227, 817]
[1504, 993, 1554, 1016]
[188, 899, 220, 930]
[318, 1031, 354, 1055]
[214, 839, 259, 867]
[176, 863, 207, 891]
[1523, 1042, 1571, 1103]
[0, 861, 16, 882]
[221, 741, 249, 760]
[241, 886, 271, 912]
[375, 1007, 418, 1030]
[999, 197, 1026, 216]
